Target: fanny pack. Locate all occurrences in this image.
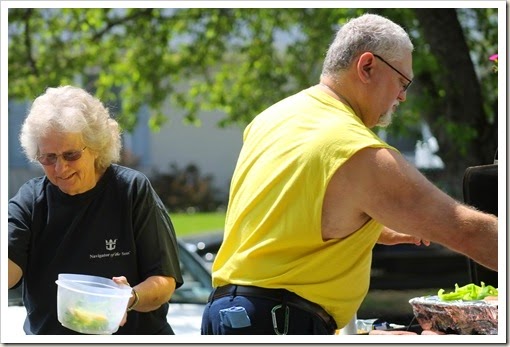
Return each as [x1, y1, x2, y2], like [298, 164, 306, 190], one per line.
[210, 284, 338, 333]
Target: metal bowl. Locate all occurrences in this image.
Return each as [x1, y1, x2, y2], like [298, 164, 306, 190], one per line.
[409, 295, 497, 335]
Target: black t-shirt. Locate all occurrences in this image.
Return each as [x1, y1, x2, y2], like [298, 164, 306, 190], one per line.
[8, 164, 183, 335]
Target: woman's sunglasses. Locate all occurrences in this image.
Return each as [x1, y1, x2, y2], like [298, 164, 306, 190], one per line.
[36, 147, 87, 166]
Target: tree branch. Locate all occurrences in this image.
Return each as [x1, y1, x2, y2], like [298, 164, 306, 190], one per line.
[22, 9, 38, 75]
[91, 8, 154, 41]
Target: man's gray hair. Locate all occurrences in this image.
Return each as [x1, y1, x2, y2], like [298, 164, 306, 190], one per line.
[20, 85, 122, 172]
[321, 13, 414, 80]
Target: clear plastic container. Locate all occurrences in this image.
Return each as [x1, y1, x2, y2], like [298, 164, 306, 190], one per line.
[55, 273, 132, 334]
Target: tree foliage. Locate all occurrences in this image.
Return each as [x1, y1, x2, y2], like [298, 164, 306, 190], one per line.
[377, 8, 499, 196]
[8, 8, 349, 130]
[8, 7, 499, 196]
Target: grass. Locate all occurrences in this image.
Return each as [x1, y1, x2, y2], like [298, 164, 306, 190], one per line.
[171, 211, 226, 236]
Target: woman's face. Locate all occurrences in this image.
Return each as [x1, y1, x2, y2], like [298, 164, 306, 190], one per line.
[37, 132, 98, 195]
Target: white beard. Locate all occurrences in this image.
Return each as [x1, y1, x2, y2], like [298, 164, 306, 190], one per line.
[377, 103, 398, 127]
[377, 110, 393, 127]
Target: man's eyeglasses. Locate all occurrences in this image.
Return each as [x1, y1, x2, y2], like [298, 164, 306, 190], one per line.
[36, 147, 87, 166]
[374, 54, 413, 92]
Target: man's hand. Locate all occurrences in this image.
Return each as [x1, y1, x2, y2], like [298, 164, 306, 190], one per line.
[377, 226, 431, 246]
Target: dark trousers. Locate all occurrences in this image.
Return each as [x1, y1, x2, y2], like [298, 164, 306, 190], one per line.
[201, 285, 335, 335]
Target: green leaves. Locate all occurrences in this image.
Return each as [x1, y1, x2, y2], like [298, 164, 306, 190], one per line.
[7, 8, 343, 131]
[438, 282, 498, 301]
[8, 6, 498, 154]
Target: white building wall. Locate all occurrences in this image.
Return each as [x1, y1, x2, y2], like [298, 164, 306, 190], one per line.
[144, 110, 244, 195]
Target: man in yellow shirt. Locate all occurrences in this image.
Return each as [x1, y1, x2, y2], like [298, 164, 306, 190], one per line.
[201, 13, 498, 335]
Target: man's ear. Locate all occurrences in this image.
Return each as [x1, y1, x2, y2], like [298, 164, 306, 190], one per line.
[357, 52, 376, 84]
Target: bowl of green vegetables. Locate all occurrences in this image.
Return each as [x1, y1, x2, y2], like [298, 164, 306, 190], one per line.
[55, 274, 132, 334]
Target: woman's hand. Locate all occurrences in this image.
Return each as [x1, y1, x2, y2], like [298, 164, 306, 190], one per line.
[112, 276, 132, 327]
[377, 227, 431, 246]
[111, 275, 177, 327]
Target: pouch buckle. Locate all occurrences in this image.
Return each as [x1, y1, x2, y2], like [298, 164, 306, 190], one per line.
[271, 304, 289, 335]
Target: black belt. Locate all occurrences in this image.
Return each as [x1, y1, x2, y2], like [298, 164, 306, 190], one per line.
[209, 284, 337, 333]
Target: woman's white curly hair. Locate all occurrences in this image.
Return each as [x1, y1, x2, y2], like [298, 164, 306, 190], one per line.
[20, 85, 122, 172]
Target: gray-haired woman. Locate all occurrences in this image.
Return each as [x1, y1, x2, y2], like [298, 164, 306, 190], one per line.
[8, 85, 183, 335]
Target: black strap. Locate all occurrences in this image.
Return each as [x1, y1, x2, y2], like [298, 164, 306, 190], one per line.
[210, 284, 337, 333]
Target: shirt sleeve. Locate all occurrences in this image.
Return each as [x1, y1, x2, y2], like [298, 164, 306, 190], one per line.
[131, 175, 184, 289]
[8, 179, 41, 276]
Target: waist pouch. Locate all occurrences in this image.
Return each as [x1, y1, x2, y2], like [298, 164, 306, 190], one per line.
[210, 284, 337, 333]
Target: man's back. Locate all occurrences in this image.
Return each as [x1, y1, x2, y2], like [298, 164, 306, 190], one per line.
[212, 86, 394, 328]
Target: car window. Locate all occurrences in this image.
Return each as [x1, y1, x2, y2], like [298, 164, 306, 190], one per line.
[170, 241, 213, 304]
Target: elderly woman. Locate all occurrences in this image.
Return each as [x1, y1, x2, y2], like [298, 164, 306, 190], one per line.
[8, 85, 183, 335]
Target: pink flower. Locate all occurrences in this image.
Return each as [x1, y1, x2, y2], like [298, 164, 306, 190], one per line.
[489, 54, 498, 73]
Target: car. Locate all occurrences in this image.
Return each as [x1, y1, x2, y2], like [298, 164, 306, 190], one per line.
[5, 239, 212, 337]
[182, 231, 472, 290]
[370, 243, 470, 290]
[378, 121, 445, 171]
[181, 230, 224, 270]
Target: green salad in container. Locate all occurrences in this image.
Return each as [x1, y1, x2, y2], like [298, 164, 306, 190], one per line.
[63, 306, 110, 333]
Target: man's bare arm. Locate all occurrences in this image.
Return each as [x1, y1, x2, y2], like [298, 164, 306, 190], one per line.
[338, 147, 498, 270]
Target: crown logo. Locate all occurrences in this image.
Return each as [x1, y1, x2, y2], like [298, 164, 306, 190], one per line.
[105, 239, 117, 251]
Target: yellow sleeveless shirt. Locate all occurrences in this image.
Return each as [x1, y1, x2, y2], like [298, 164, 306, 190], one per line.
[212, 86, 396, 329]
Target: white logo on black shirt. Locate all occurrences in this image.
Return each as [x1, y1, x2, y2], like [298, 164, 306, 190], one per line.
[105, 239, 117, 251]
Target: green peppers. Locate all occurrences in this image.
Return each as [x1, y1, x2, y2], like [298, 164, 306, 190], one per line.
[437, 282, 498, 301]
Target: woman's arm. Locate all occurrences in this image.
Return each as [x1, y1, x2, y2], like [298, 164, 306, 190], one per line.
[8, 259, 23, 289]
[113, 275, 176, 313]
